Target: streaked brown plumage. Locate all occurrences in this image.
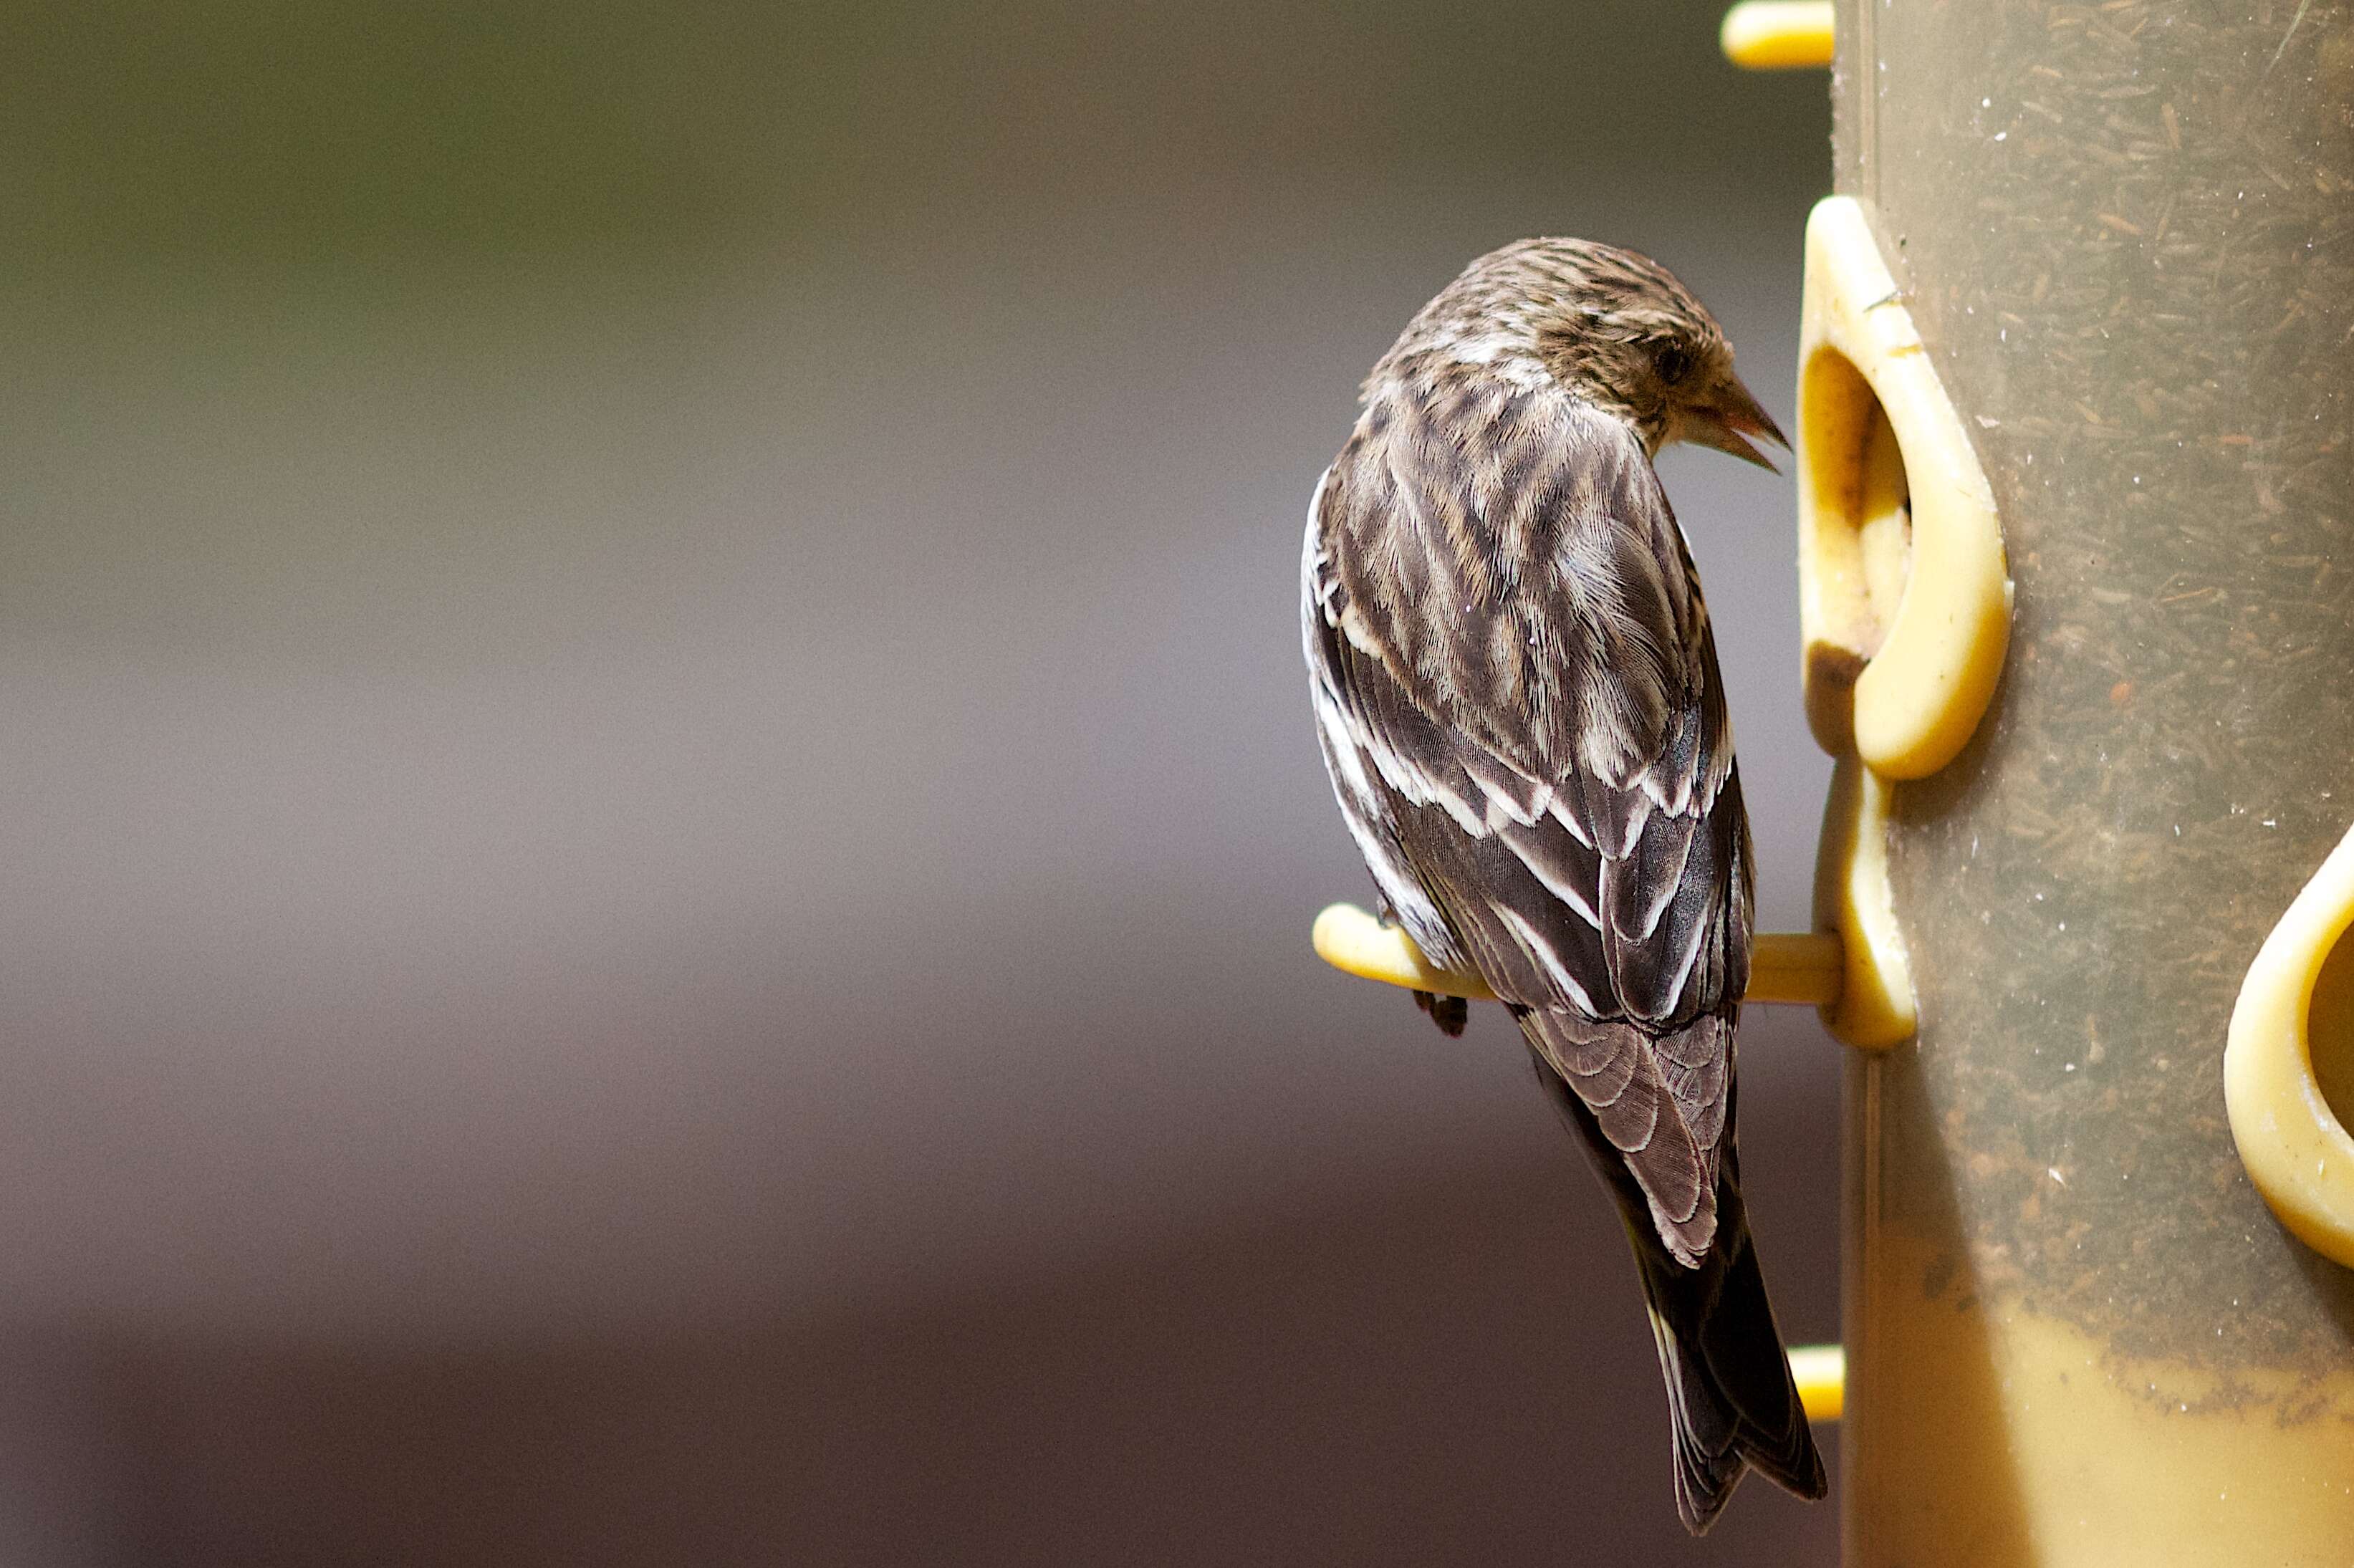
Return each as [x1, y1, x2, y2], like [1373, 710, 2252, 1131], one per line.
[1302, 239, 1825, 1532]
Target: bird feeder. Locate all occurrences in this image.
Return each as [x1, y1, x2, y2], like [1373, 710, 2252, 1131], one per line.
[1797, 1, 2354, 1562]
[1317, 1, 2354, 1554]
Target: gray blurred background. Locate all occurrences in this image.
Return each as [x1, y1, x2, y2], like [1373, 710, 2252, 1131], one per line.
[0, 1, 1837, 1560]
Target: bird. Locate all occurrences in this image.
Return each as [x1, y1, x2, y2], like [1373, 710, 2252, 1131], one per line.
[1299, 238, 1825, 1533]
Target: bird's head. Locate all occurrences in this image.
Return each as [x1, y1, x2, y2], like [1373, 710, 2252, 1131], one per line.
[1378, 237, 1787, 470]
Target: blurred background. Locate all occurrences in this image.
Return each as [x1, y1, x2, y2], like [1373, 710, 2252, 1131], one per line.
[0, 1, 1835, 1560]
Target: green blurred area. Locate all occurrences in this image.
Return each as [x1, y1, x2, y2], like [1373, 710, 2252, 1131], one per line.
[7, 0, 1825, 273]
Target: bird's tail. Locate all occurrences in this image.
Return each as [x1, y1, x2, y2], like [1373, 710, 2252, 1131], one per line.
[1530, 1050, 1827, 1534]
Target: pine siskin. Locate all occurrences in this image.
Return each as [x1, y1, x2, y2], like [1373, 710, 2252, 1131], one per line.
[1301, 238, 1825, 1533]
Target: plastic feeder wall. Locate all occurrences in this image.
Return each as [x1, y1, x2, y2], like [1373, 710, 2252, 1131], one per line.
[1824, 3, 2354, 1563]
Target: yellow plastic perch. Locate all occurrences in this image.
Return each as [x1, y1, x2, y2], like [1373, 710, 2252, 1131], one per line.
[1310, 903, 1844, 1009]
[1787, 1342, 1844, 1423]
[1719, 1, 1833, 69]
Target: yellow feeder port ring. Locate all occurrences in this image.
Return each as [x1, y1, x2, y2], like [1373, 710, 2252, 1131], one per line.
[2226, 823, 2354, 1269]
[1797, 196, 2012, 781]
[1719, 1, 1834, 70]
[1785, 196, 2009, 1053]
[1311, 904, 1845, 1011]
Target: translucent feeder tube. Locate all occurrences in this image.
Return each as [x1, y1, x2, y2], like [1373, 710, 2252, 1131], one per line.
[1828, 2, 2354, 1563]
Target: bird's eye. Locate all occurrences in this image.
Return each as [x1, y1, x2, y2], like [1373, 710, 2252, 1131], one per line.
[1654, 345, 1694, 385]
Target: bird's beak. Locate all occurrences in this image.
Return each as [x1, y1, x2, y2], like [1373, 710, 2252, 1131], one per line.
[1680, 372, 1789, 473]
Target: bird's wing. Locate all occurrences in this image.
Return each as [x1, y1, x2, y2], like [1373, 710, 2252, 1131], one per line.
[1304, 388, 1750, 1261]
